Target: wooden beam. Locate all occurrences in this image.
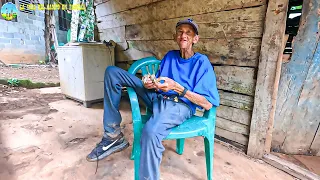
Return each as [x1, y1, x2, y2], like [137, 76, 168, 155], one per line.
[263, 154, 320, 180]
[215, 127, 249, 146]
[215, 66, 256, 96]
[217, 105, 251, 125]
[128, 39, 261, 67]
[97, 6, 266, 30]
[219, 90, 254, 110]
[99, 26, 126, 43]
[216, 117, 249, 135]
[95, 0, 163, 16]
[264, 34, 289, 154]
[125, 19, 264, 40]
[247, 0, 289, 158]
[96, 0, 266, 28]
[115, 47, 155, 62]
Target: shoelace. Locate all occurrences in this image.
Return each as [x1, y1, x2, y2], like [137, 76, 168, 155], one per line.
[95, 142, 99, 174]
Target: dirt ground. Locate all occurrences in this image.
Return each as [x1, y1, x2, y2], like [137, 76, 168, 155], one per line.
[0, 66, 60, 83]
[0, 85, 295, 180]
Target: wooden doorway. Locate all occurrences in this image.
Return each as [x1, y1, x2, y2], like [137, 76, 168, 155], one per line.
[248, 0, 320, 178]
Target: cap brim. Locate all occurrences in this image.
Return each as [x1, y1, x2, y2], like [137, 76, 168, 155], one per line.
[176, 22, 199, 35]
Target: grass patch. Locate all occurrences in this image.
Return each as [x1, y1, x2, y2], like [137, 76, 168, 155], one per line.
[0, 78, 60, 89]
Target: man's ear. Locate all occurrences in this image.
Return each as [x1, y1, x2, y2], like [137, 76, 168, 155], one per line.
[193, 35, 199, 44]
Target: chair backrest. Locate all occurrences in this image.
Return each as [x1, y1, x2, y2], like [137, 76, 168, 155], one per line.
[128, 57, 161, 115]
[128, 57, 161, 76]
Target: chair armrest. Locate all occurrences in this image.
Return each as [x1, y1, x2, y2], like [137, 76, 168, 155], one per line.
[127, 87, 142, 123]
[203, 107, 217, 119]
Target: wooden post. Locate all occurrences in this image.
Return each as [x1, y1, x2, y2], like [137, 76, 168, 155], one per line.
[264, 34, 288, 154]
[247, 0, 289, 158]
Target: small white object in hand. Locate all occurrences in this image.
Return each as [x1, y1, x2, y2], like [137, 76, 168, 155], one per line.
[142, 74, 151, 84]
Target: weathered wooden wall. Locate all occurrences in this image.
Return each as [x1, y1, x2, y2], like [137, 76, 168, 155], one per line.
[272, 0, 320, 156]
[95, 0, 267, 147]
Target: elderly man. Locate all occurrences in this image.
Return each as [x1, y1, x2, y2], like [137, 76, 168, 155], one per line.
[87, 19, 219, 179]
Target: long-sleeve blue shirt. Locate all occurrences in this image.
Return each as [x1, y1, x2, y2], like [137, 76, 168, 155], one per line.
[156, 50, 220, 114]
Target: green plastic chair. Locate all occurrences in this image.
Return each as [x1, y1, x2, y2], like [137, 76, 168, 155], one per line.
[127, 56, 217, 180]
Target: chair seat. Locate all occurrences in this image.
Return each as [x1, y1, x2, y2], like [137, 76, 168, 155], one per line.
[141, 115, 209, 139]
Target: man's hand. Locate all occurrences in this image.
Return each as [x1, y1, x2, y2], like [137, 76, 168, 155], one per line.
[155, 76, 213, 110]
[154, 77, 177, 92]
[142, 75, 156, 89]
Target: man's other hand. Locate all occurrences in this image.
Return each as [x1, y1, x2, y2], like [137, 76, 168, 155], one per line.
[154, 77, 177, 92]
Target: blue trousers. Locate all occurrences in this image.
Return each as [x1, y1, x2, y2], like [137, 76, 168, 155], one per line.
[103, 66, 192, 180]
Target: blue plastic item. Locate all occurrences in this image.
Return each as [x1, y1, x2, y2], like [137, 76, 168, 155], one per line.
[127, 56, 217, 180]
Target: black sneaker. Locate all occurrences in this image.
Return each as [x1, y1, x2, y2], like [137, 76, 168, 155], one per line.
[86, 133, 129, 162]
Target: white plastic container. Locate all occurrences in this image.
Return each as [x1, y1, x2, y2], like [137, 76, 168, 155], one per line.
[57, 42, 115, 107]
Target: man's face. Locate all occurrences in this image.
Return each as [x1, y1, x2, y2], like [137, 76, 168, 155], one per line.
[175, 24, 199, 49]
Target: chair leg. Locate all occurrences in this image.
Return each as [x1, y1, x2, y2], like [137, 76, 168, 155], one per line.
[134, 139, 141, 180]
[130, 143, 135, 160]
[204, 135, 214, 180]
[176, 138, 185, 155]
[133, 122, 143, 180]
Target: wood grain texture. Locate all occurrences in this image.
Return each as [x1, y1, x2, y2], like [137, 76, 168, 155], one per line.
[127, 38, 261, 67]
[219, 90, 254, 110]
[247, 0, 289, 158]
[96, 1, 266, 28]
[95, 0, 162, 16]
[264, 34, 289, 154]
[115, 47, 156, 62]
[217, 105, 251, 125]
[99, 26, 126, 43]
[215, 66, 256, 96]
[215, 127, 249, 145]
[272, 0, 320, 155]
[125, 17, 264, 40]
[216, 117, 249, 135]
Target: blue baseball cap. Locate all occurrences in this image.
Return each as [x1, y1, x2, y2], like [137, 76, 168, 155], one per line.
[176, 18, 199, 35]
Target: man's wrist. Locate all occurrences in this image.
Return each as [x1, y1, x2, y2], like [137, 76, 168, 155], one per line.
[174, 82, 184, 94]
[180, 86, 188, 97]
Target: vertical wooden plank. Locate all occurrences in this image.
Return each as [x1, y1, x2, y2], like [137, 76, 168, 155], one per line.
[247, 0, 289, 158]
[272, 0, 320, 155]
[264, 34, 289, 154]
